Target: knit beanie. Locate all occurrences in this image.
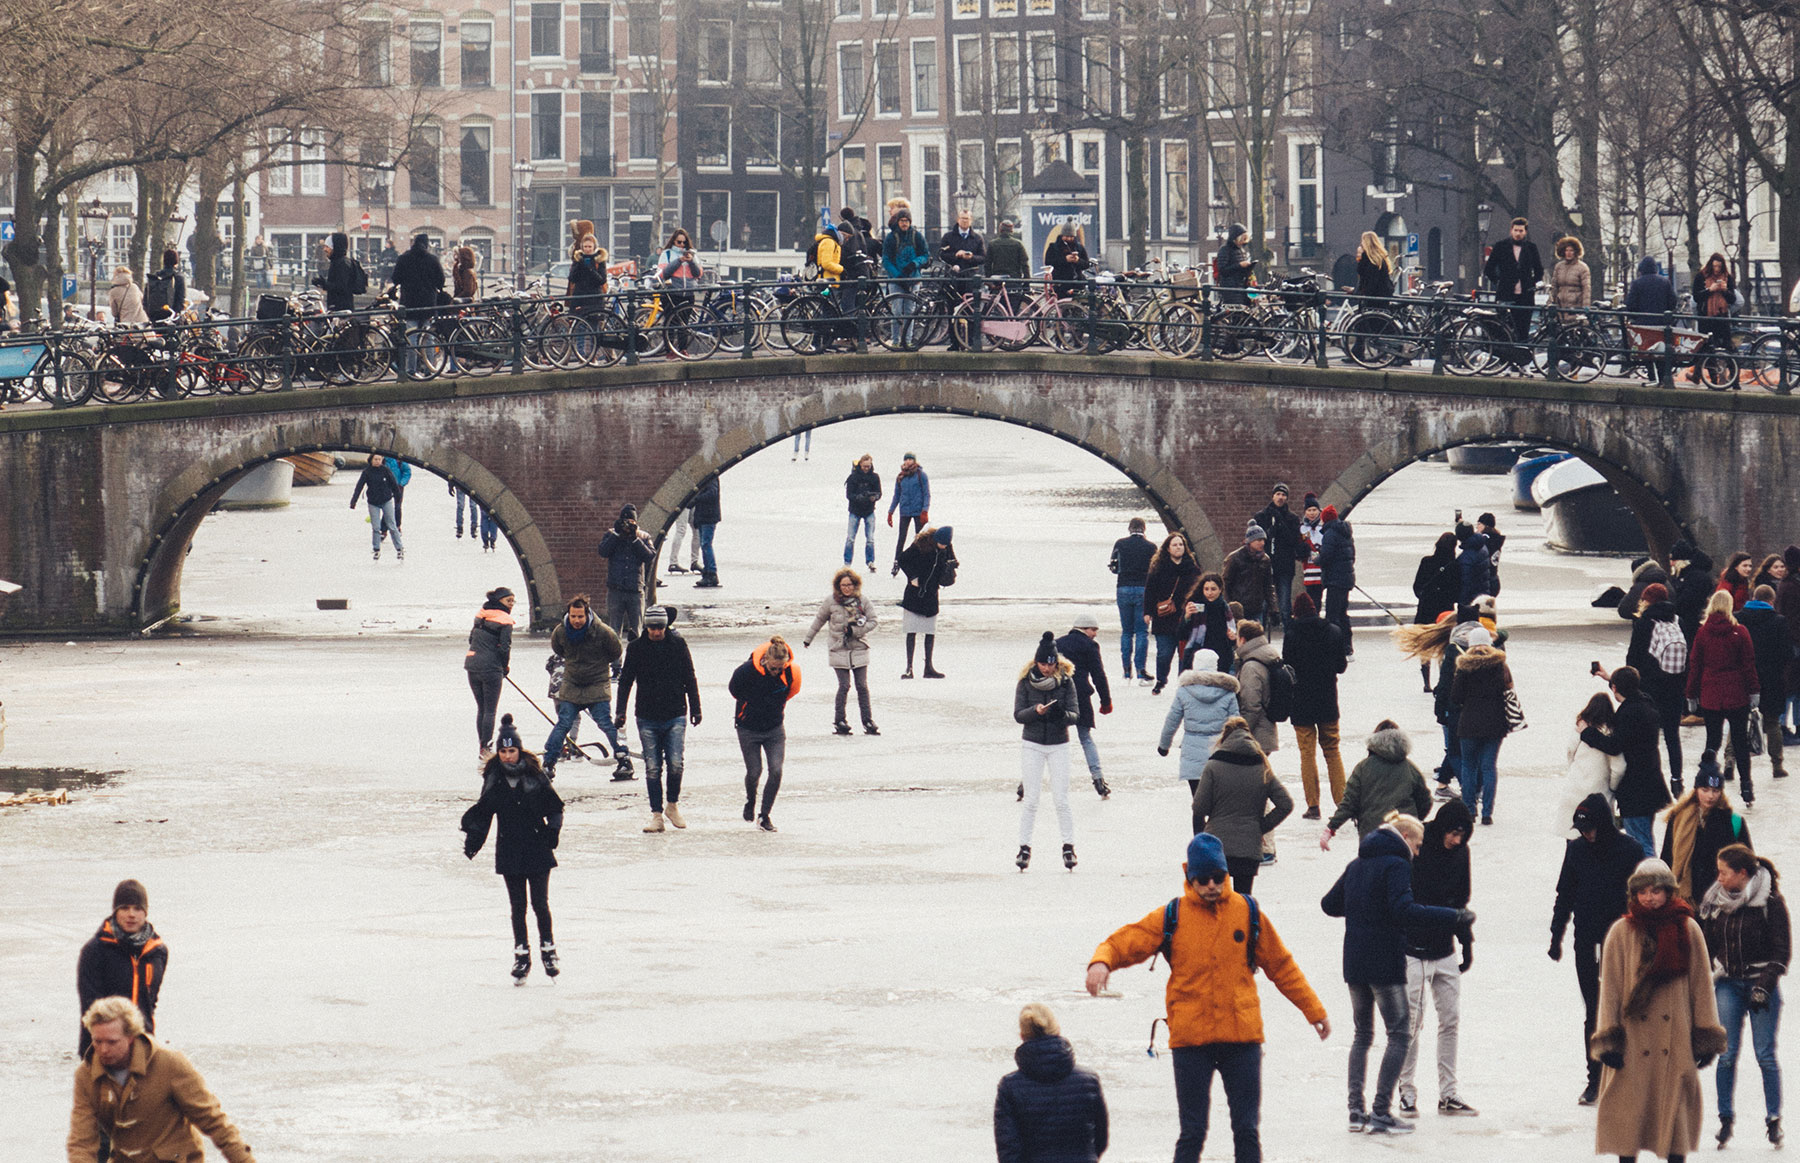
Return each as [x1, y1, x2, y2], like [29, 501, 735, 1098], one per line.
[1322, 505, 1339, 523]
[1034, 631, 1059, 666]
[494, 713, 523, 751]
[1303, 492, 1319, 511]
[112, 879, 148, 912]
[1185, 832, 1228, 881]
[1191, 648, 1221, 673]
[1627, 858, 1678, 894]
[933, 525, 954, 545]
[1244, 524, 1267, 544]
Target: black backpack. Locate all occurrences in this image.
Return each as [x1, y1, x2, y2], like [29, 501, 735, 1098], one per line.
[1261, 658, 1297, 723]
[1152, 893, 1261, 972]
[143, 270, 176, 319]
[801, 236, 823, 280]
[350, 259, 370, 295]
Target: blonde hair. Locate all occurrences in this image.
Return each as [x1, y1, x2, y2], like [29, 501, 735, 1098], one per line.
[1384, 811, 1424, 847]
[764, 635, 792, 665]
[1706, 590, 1737, 623]
[82, 996, 145, 1037]
[1019, 1002, 1060, 1040]
[1360, 231, 1392, 273]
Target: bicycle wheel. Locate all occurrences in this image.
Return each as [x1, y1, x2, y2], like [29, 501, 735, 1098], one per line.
[1748, 333, 1799, 394]
[38, 350, 97, 406]
[1210, 307, 1258, 360]
[872, 294, 925, 352]
[1443, 317, 1507, 377]
[96, 348, 155, 402]
[537, 314, 587, 369]
[781, 296, 833, 355]
[451, 318, 507, 376]
[1342, 310, 1409, 369]
[1698, 352, 1739, 391]
[1040, 300, 1090, 353]
[1150, 301, 1204, 358]
[1547, 326, 1607, 384]
[1266, 312, 1314, 363]
[669, 303, 723, 361]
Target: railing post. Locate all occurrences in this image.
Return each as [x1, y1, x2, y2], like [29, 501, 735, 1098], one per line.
[49, 338, 67, 407]
[1431, 321, 1446, 376]
[968, 278, 982, 354]
[1200, 289, 1214, 361]
[510, 300, 525, 375]
[853, 277, 869, 354]
[739, 284, 754, 360]
[1661, 311, 1676, 387]
[1314, 296, 1329, 370]
[624, 286, 640, 367]
[1084, 277, 1099, 356]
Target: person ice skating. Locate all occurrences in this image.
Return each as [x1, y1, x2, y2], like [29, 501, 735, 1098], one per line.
[1736, 585, 1789, 781]
[792, 429, 811, 461]
[1659, 759, 1750, 905]
[480, 506, 499, 552]
[349, 454, 402, 561]
[897, 526, 957, 679]
[1583, 666, 1673, 858]
[1321, 813, 1471, 1135]
[1159, 648, 1242, 800]
[690, 475, 722, 588]
[1688, 590, 1760, 805]
[464, 586, 515, 760]
[1451, 640, 1514, 825]
[1321, 721, 1432, 847]
[1473, 513, 1505, 595]
[1397, 800, 1478, 1118]
[462, 716, 564, 982]
[1699, 844, 1788, 1148]
[1058, 612, 1115, 798]
[887, 453, 931, 575]
[1015, 632, 1079, 872]
[1626, 583, 1687, 792]
[542, 595, 630, 781]
[1411, 533, 1460, 692]
[75, 880, 165, 1057]
[664, 506, 701, 574]
[1190, 716, 1292, 895]
[1559, 692, 1626, 827]
[1110, 517, 1157, 683]
[1589, 858, 1727, 1162]
[1393, 605, 1481, 797]
[68, 996, 257, 1163]
[1232, 621, 1283, 760]
[597, 505, 656, 644]
[844, 454, 883, 569]
[1145, 532, 1202, 694]
[1553, 793, 1652, 1105]
[1224, 526, 1279, 629]
[384, 456, 412, 531]
[1284, 592, 1348, 819]
[1454, 524, 1491, 608]
[994, 1003, 1109, 1163]
[1317, 506, 1356, 656]
[1085, 831, 1330, 1163]
[615, 605, 701, 833]
[804, 567, 880, 737]
[730, 637, 800, 832]
[450, 482, 480, 540]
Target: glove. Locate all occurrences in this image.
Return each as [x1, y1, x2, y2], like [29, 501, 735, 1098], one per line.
[1157, 746, 1169, 757]
[615, 712, 627, 730]
[1459, 948, 1473, 974]
[1455, 908, 1477, 927]
[919, 510, 929, 524]
[1100, 703, 1113, 715]
[1599, 1050, 1625, 1070]
[690, 710, 702, 726]
[1549, 936, 1564, 962]
[887, 512, 895, 527]
[1750, 986, 1771, 1012]
[1696, 1053, 1715, 1070]
[803, 638, 813, 649]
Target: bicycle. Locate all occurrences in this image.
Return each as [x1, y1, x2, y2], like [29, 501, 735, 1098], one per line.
[0, 335, 97, 407]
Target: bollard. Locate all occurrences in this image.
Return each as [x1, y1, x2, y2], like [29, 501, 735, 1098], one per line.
[1200, 292, 1214, 362]
[853, 278, 869, 354]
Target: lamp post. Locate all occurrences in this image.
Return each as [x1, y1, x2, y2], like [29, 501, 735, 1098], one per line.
[1714, 201, 1744, 309]
[512, 160, 534, 289]
[1656, 205, 1683, 278]
[1476, 202, 1492, 237]
[78, 198, 108, 319]
[1613, 199, 1634, 300]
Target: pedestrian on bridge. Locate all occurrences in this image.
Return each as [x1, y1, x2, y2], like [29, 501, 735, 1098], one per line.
[1482, 217, 1543, 345]
[392, 234, 444, 378]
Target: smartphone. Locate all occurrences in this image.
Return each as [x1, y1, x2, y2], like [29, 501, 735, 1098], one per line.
[1454, 508, 1462, 523]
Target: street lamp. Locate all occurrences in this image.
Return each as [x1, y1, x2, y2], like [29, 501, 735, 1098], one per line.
[512, 161, 534, 289]
[1568, 204, 1584, 231]
[1656, 205, 1683, 277]
[78, 198, 108, 318]
[1476, 202, 1492, 237]
[166, 212, 188, 254]
[1208, 199, 1228, 238]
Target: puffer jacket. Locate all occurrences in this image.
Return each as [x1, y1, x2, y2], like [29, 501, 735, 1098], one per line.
[549, 614, 623, 705]
[461, 758, 563, 877]
[1738, 601, 1789, 712]
[1584, 693, 1671, 819]
[1191, 724, 1293, 859]
[463, 607, 513, 675]
[1015, 660, 1078, 746]
[1548, 257, 1592, 309]
[1552, 792, 1647, 942]
[729, 643, 801, 732]
[67, 1034, 256, 1163]
[1321, 826, 1462, 986]
[76, 917, 168, 1055]
[1090, 880, 1327, 1048]
[1457, 535, 1492, 606]
[1686, 612, 1759, 710]
[844, 466, 883, 517]
[1318, 517, 1356, 588]
[993, 1035, 1109, 1163]
[1451, 645, 1513, 739]
[898, 534, 957, 618]
[1160, 669, 1241, 780]
[1556, 726, 1626, 830]
[805, 590, 877, 670]
[1282, 612, 1346, 727]
[1232, 633, 1283, 753]
[1700, 859, 1791, 993]
[1327, 727, 1432, 837]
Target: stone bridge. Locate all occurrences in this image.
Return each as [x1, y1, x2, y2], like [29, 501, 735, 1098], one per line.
[1, 353, 1794, 634]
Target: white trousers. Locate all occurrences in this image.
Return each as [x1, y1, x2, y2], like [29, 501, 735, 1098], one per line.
[1399, 953, 1462, 1104]
[666, 509, 698, 566]
[1019, 741, 1074, 846]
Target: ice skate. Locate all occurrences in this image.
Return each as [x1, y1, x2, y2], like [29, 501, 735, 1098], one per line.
[1062, 843, 1076, 871]
[511, 945, 531, 983]
[540, 943, 559, 979]
[665, 803, 686, 828]
[834, 719, 853, 736]
[1015, 845, 1030, 871]
[611, 757, 636, 781]
[922, 666, 945, 679]
[862, 721, 880, 736]
[758, 814, 777, 832]
[1769, 1117, 1783, 1146]
[1718, 1115, 1734, 1147]
[643, 812, 665, 832]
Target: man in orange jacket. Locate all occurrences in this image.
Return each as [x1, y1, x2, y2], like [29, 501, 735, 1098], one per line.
[1086, 832, 1329, 1163]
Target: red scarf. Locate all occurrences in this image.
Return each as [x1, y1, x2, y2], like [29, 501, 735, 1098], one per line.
[1624, 896, 1695, 1015]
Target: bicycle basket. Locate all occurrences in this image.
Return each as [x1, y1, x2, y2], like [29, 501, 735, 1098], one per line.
[1170, 270, 1201, 301]
[1279, 279, 1324, 310]
[256, 293, 290, 321]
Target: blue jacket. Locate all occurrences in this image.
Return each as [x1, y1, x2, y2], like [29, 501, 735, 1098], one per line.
[1159, 669, 1241, 782]
[1321, 827, 1461, 985]
[994, 1035, 1108, 1163]
[1318, 518, 1356, 588]
[385, 458, 413, 489]
[882, 226, 930, 279]
[1456, 535, 1491, 605]
[888, 466, 930, 517]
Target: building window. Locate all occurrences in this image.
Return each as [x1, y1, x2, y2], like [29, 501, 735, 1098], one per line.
[739, 191, 778, 251]
[993, 35, 1021, 111]
[629, 92, 659, 160]
[1083, 37, 1111, 113]
[877, 144, 902, 213]
[628, 2, 659, 56]
[1079, 140, 1099, 172]
[697, 191, 729, 248]
[1293, 141, 1320, 258]
[837, 43, 864, 119]
[461, 22, 492, 86]
[954, 37, 980, 115]
[911, 40, 938, 114]
[266, 131, 293, 195]
[1162, 140, 1188, 238]
[957, 142, 985, 227]
[460, 125, 491, 205]
[746, 23, 778, 84]
[911, 0, 935, 10]
[841, 146, 867, 218]
[699, 19, 732, 83]
[1028, 33, 1056, 111]
[530, 3, 562, 57]
[579, 3, 611, 72]
[874, 0, 896, 13]
[995, 139, 1021, 222]
[920, 144, 943, 236]
[837, 0, 857, 15]
[743, 106, 779, 168]
[533, 92, 563, 160]
[410, 23, 441, 87]
[358, 21, 390, 85]
[1207, 35, 1236, 105]
[579, 93, 611, 176]
[696, 106, 731, 168]
[409, 125, 441, 206]
[299, 128, 326, 195]
[1286, 38, 1313, 114]
[357, 137, 388, 206]
[875, 41, 901, 115]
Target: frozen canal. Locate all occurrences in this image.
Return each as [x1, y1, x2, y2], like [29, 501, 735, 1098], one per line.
[2, 416, 1790, 1161]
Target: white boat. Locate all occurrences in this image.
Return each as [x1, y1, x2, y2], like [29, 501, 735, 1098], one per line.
[219, 460, 294, 510]
[1530, 458, 1647, 555]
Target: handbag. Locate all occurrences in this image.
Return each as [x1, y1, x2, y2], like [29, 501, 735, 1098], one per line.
[1155, 598, 1176, 618]
[1748, 707, 1765, 756]
[1503, 687, 1528, 733]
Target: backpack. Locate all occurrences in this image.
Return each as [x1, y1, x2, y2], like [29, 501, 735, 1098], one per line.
[1261, 658, 1297, 723]
[143, 270, 176, 319]
[1211, 255, 1223, 283]
[1152, 893, 1260, 973]
[801, 236, 823, 281]
[350, 259, 370, 295]
[1648, 619, 1688, 676]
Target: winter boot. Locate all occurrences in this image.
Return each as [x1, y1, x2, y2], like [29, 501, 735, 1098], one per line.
[540, 943, 559, 979]
[644, 812, 665, 833]
[694, 573, 721, 588]
[901, 667, 915, 680]
[511, 945, 531, 983]
[743, 799, 755, 822]
[1093, 776, 1111, 799]
[1302, 805, 1321, 820]
[1364, 1113, 1414, 1136]
[1577, 1079, 1599, 1105]
[758, 814, 777, 832]
[1016, 782, 1025, 801]
[1015, 845, 1031, 871]
[1062, 843, 1077, 871]
[1718, 1115, 1734, 1147]
[862, 721, 881, 736]
[834, 719, 853, 736]
[1769, 1116, 1784, 1146]
[667, 563, 687, 573]
[665, 802, 686, 829]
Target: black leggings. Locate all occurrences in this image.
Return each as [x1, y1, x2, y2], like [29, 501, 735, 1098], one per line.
[1705, 705, 1753, 798]
[1651, 679, 1684, 784]
[894, 513, 924, 562]
[1227, 855, 1259, 897]
[468, 670, 503, 748]
[503, 871, 552, 947]
[835, 666, 872, 725]
[904, 632, 936, 671]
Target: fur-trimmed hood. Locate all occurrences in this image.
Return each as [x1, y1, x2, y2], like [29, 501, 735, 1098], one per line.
[1454, 643, 1507, 672]
[1018, 659, 1075, 681]
[1365, 726, 1410, 762]
[1177, 668, 1241, 693]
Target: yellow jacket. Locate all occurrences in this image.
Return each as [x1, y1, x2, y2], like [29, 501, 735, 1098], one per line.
[1091, 880, 1326, 1048]
[813, 232, 843, 281]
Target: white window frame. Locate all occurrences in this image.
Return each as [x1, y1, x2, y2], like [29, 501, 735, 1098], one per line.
[698, 18, 732, 85]
[874, 39, 903, 118]
[953, 35, 982, 116]
[695, 105, 732, 170]
[837, 41, 865, 121]
[299, 128, 326, 195]
[1161, 139, 1189, 239]
[992, 34, 1021, 113]
[840, 145, 868, 215]
[265, 131, 294, 195]
[528, 1, 564, 60]
[911, 39, 939, 115]
[1027, 32, 1056, 112]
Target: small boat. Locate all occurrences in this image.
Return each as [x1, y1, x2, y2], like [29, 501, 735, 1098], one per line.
[1531, 458, 1647, 555]
[1447, 441, 1533, 474]
[219, 460, 294, 510]
[1510, 450, 1573, 511]
[284, 452, 337, 486]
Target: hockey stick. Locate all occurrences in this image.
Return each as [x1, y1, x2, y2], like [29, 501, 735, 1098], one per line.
[1354, 585, 1406, 626]
[504, 674, 614, 762]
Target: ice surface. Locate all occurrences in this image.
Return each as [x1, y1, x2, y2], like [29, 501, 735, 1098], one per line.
[1, 417, 1788, 1161]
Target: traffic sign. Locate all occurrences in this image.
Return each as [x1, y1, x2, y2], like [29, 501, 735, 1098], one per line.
[0, 221, 13, 241]
[1405, 232, 1420, 257]
[360, 211, 372, 232]
[61, 276, 77, 300]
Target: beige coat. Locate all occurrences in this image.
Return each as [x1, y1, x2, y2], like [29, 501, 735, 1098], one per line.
[109, 273, 148, 324]
[68, 1033, 255, 1163]
[1549, 257, 1592, 310]
[1590, 915, 1727, 1158]
[1232, 634, 1282, 753]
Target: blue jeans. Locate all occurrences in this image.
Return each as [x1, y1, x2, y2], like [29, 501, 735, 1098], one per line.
[1349, 982, 1412, 1118]
[1620, 815, 1657, 859]
[888, 277, 917, 345]
[1272, 570, 1293, 632]
[793, 430, 811, 454]
[1716, 978, 1783, 1121]
[637, 716, 686, 811]
[1172, 1042, 1262, 1163]
[1075, 723, 1103, 780]
[845, 512, 876, 565]
[1457, 736, 1501, 817]
[698, 523, 717, 576]
[1154, 632, 1180, 687]
[454, 487, 478, 534]
[1438, 718, 1461, 785]
[544, 700, 622, 768]
[367, 500, 401, 553]
[1117, 586, 1148, 676]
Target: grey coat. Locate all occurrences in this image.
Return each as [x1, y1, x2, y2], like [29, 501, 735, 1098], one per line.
[805, 592, 878, 669]
[1159, 669, 1242, 781]
[1014, 661, 1078, 746]
[1233, 634, 1283, 753]
[1192, 724, 1294, 859]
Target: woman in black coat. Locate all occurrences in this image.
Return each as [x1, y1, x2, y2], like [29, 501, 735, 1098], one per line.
[313, 231, 356, 312]
[898, 525, 957, 679]
[1180, 572, 1236, 675]
[1144, 532, 1202, 694]
[462, 716, 564, 983]
[994, 1003, 1108, 1163]
[1045, 228, 1091, 299]
[1412, 532, 1461, 692]
[1692, 252, 1736, 353]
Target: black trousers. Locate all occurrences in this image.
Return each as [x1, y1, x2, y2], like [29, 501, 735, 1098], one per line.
[1497, 289, 1535, 345]
[893, 512, 923, 562]
[1173, 1042, 1262, 1163]
[503, 871, 552, 947]
[1649, 675, 1684, 783]
[468, 670, 503, 749]
[1704, 706, 1753, 799]
[1226, 855, 1259, 897]
[1324, 586, 1352, 652]
[1575, 933, 1603, 1086]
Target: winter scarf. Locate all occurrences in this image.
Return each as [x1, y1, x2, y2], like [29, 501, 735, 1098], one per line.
[1624, 896, 1697, 1018]
[564, 616, 589, 645]
[113, 919, 153, 954]
[1027, 669, 1062, 693]
[1699, 866, 1772, 920]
